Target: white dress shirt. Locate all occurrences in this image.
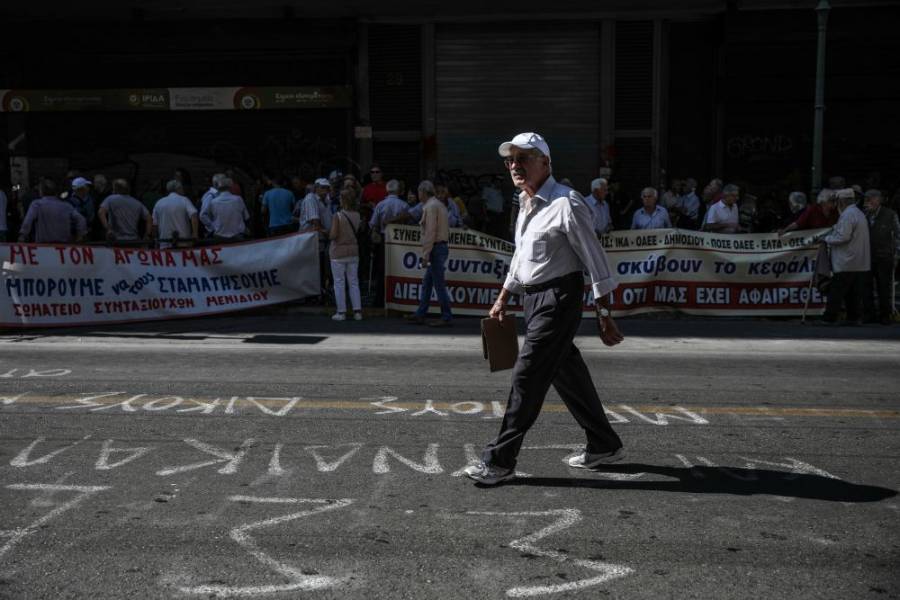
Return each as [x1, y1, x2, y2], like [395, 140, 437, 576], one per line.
[631, 205, 672, 230]
[504, 176, 617, 300]
[704, 200, 740, 233]
[153, 192, 197, 248]
[825, 204, 871, 273]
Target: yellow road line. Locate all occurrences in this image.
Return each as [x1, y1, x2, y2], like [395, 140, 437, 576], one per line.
[2, 394, 898, 419]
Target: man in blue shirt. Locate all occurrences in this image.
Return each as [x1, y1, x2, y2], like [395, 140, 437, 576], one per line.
[368, 179, 409, 307]
[631, 187, 672, 230]
[261, 175, 297, 236]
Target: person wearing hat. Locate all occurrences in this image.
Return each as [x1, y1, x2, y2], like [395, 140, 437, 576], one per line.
[68, 176, 96, 236]
[464, 132, 624, 486]
[822, 188, 871, 324]
[295, 178, 335, 299]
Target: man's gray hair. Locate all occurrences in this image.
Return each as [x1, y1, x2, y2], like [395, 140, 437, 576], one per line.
[641, 187, 658, 198]
[212, 173, 228, 189]
[418, 180, 435, 196]
[215, 177, 233, 191]
[723, 184, 740, 195]
[386, 179, 401, 194]
[864, 188, 882, 200]
[166, 179, 184, 194]
[591, 178, 608, 191]
[788, 191, 807, 212]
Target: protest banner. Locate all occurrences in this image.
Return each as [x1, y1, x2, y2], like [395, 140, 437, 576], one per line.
[385, 225, 828, 317]
[1, 233, 320, 327]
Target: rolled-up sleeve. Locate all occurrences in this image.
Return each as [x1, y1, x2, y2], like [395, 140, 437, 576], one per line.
[502, 249, 524, 295]
[565, 193, 618, 299]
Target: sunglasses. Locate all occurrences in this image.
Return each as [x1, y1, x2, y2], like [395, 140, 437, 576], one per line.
[370, 169, 381, 174]
[503, 154, 537, 168]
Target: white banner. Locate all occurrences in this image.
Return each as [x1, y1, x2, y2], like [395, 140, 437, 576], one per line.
[385, 225, 828, 317]
[1, 234, 320, 327]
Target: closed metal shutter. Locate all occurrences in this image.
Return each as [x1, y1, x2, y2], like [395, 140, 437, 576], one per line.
[369, 25, 423, 131]
[436, 23, 600, 191]
[615, 21, 654, 131]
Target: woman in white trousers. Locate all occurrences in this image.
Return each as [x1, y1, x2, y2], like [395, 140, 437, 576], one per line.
[329, 189, 363, 321]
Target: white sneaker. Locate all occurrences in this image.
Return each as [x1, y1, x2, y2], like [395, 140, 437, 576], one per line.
[331, 313, 346, 321]
[567, 448, 625, 469]
[463, 462, 515, 486]
[353, 312, 363, 321]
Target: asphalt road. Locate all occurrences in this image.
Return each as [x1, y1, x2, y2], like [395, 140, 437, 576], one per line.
[0, 313, 898, 599]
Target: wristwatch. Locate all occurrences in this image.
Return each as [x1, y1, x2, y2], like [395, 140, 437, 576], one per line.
[596, 306, 610, 318]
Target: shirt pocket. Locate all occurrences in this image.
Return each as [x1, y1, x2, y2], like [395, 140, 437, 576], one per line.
[526, 232, 551, 263]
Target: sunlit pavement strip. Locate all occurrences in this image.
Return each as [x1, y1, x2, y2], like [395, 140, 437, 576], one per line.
[2, 332, 899, 357]
[2, 393, 898, 419]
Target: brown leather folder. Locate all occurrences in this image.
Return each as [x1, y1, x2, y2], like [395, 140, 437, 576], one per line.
[481, 316, 519, 372]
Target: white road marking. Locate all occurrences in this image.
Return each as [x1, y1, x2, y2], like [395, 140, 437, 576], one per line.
[176, 496, 353, 597]
[10, 435, 92, 468]
[156, 438, 255, 476]
[373, 444, 443, 474]
[466, 508, 633, 596]
[95, 439, 153, 471]
[303, 443, 363, 473]
[0, 483, 110, 561]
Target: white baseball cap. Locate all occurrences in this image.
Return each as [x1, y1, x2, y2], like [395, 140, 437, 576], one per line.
[498, 132, 551, 161]
[314, 177, 331, 187]
[71, 176, 92, 188]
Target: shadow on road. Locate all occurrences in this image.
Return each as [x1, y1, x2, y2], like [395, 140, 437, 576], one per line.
[501, 464, 898, 503]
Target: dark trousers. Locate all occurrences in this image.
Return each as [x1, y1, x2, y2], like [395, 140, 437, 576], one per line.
[863, 258, 895, 321]
[824, 271, 865, 322]
[482, 273, 623, 470]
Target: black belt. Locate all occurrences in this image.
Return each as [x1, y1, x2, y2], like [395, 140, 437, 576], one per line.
[520, 271, 583, 295]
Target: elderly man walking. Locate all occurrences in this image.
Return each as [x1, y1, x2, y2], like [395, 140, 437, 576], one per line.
[823, 189, 871, 325]
[405, 180, 453, 327]
[464, 132, 624, 486]
[862, 189, 900, 324]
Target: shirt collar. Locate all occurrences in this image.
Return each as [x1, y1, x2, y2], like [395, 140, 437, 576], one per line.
[519, 175, 557, 205]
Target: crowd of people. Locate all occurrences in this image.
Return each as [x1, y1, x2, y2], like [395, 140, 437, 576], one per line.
[1, 165, 897, 324]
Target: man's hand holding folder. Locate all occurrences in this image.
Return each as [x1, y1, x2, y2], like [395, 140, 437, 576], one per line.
[481, 315, 519, 372]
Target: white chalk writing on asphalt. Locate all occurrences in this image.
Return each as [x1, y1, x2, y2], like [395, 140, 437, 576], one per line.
[6, 437, 839, 486]
[172, 496, 354, 597]
[466, 508, 634, 596]
[0, 484, 110, 560]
